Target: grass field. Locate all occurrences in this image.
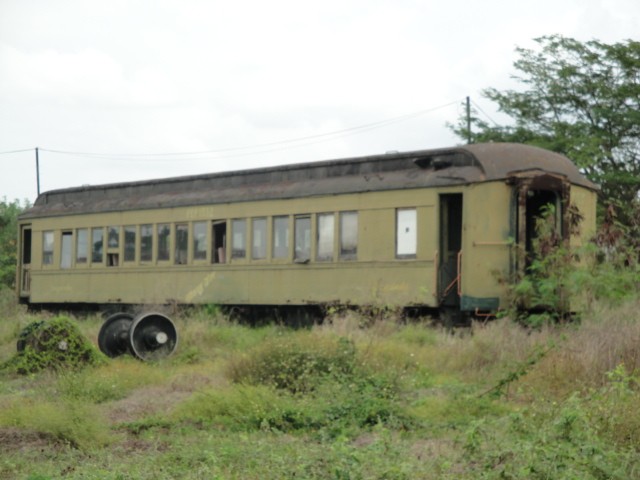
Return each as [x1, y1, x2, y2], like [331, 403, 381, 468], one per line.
[1, 288, 639, 479]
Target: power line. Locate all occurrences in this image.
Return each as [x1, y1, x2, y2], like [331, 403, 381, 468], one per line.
[0, 148, 33, 155]
[470, 99, 501, 127]
[37, 100, 460, 161]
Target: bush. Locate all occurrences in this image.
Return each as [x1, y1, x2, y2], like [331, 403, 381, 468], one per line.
[227, 333, 356, 394]
[3, 316, 103, 374]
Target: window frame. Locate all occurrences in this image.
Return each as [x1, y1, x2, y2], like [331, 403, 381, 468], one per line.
[294, 215, 312, 262]
[91, 227, 104, 264]
[316, 212, 335, 262]
[251, 217, 267, 260]
[396, 208, 418, 259]
[124, 225, 137, 263]
[339, 211, 358, 261]
[76, 228, 88, 264]
[140, 224, 153, 263]
[231, 218, 247, 260]
[157, 223, 171, 262]
[193, 221, 208, 262]
[272, 215, 290, 260]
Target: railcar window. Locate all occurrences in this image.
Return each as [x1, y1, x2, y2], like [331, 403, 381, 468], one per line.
[140, 224, 153, 262]
[76, 229, 88, 263]
[157, 224, 171, 261]
[231, 219, 247, 259]
[396, 208, 417, 258]
[108, 226, 120, 248]
[193, 222, 207, 261]
[42, 231, 54, 265]
[252, 217, 267, 260]
[317, 213, 334, 261]
[175, 223, 188, 265]
[339, 211, 358, 260]
[91, 228, 104, 264]
[295, 215, 311, 262]
[60, 232, 73, 269]
[124, 226, 136, 262]
[272, 216, 289, 259]
[212, 220, 227, 263]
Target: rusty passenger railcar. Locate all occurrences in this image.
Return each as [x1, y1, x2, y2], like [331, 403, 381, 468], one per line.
[16, 143, 598, 319]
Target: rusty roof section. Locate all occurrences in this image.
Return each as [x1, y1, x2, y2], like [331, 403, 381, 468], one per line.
[21, 143, 597, 219]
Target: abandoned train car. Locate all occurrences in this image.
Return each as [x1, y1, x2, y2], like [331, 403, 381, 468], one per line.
[16, 143, 597, 318]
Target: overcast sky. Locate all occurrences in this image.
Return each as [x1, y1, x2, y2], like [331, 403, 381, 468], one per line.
[1, 0, 639, 203]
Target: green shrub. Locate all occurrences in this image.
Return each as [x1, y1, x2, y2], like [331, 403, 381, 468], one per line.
[3, 316, 104, 374]
[227, 333, 356, 394]
[461, 397, 635, 479]
[174, 384, 313, 432]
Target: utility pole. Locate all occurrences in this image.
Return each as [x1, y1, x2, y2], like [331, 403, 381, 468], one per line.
[466, 96, 472, 144]
[35, 147, 40, 196]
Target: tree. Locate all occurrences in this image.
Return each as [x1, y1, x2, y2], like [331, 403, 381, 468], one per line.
[0, 198, 28, 289]
[451, 35, 640, 226]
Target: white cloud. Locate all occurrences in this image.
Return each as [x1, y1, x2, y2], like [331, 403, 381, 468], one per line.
[1, 0, 639, 201]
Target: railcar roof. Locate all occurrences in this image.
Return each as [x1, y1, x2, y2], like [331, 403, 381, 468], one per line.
[21, 143, 597, 219]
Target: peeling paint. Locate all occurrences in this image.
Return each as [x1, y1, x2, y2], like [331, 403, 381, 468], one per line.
[185, 272, 217, 303]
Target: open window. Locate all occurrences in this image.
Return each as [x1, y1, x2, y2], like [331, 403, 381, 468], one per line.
[212, 220, 227, 263]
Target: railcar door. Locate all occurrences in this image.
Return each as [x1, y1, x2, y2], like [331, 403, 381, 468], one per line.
[512, 173, 569, 273]
[19, 225, 32, 299]
[438, 194, 463, 312]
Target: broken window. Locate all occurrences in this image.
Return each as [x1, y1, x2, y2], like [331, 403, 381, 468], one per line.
[91, 228, 104, 264]
[232, 219, 247, 259]
[340, 211, 358, 260]
[212, 220, 227, 263]
[76, 228, 88, 264]
[316, 213, 334, 261]
[124, 226, 136, 262]
[60, 232, 72, 269]
[193, 221, 207, 261]
[396, 208, 417, 258]
[140, 224, 153, 262]
[272, 216, 289, 259]
[295, 215, 311, 262]
[157, 224, 171, 261]
[252, 217, 267, 260]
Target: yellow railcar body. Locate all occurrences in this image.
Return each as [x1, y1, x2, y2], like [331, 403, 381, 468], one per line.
[17, 143, 598, 314]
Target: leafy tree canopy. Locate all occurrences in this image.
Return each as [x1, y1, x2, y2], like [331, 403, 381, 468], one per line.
[451, 35, 640, 223]
[0, 198, 29, 289]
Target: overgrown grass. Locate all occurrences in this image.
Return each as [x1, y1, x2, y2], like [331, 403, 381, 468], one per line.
[1, 300, 640, 479]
